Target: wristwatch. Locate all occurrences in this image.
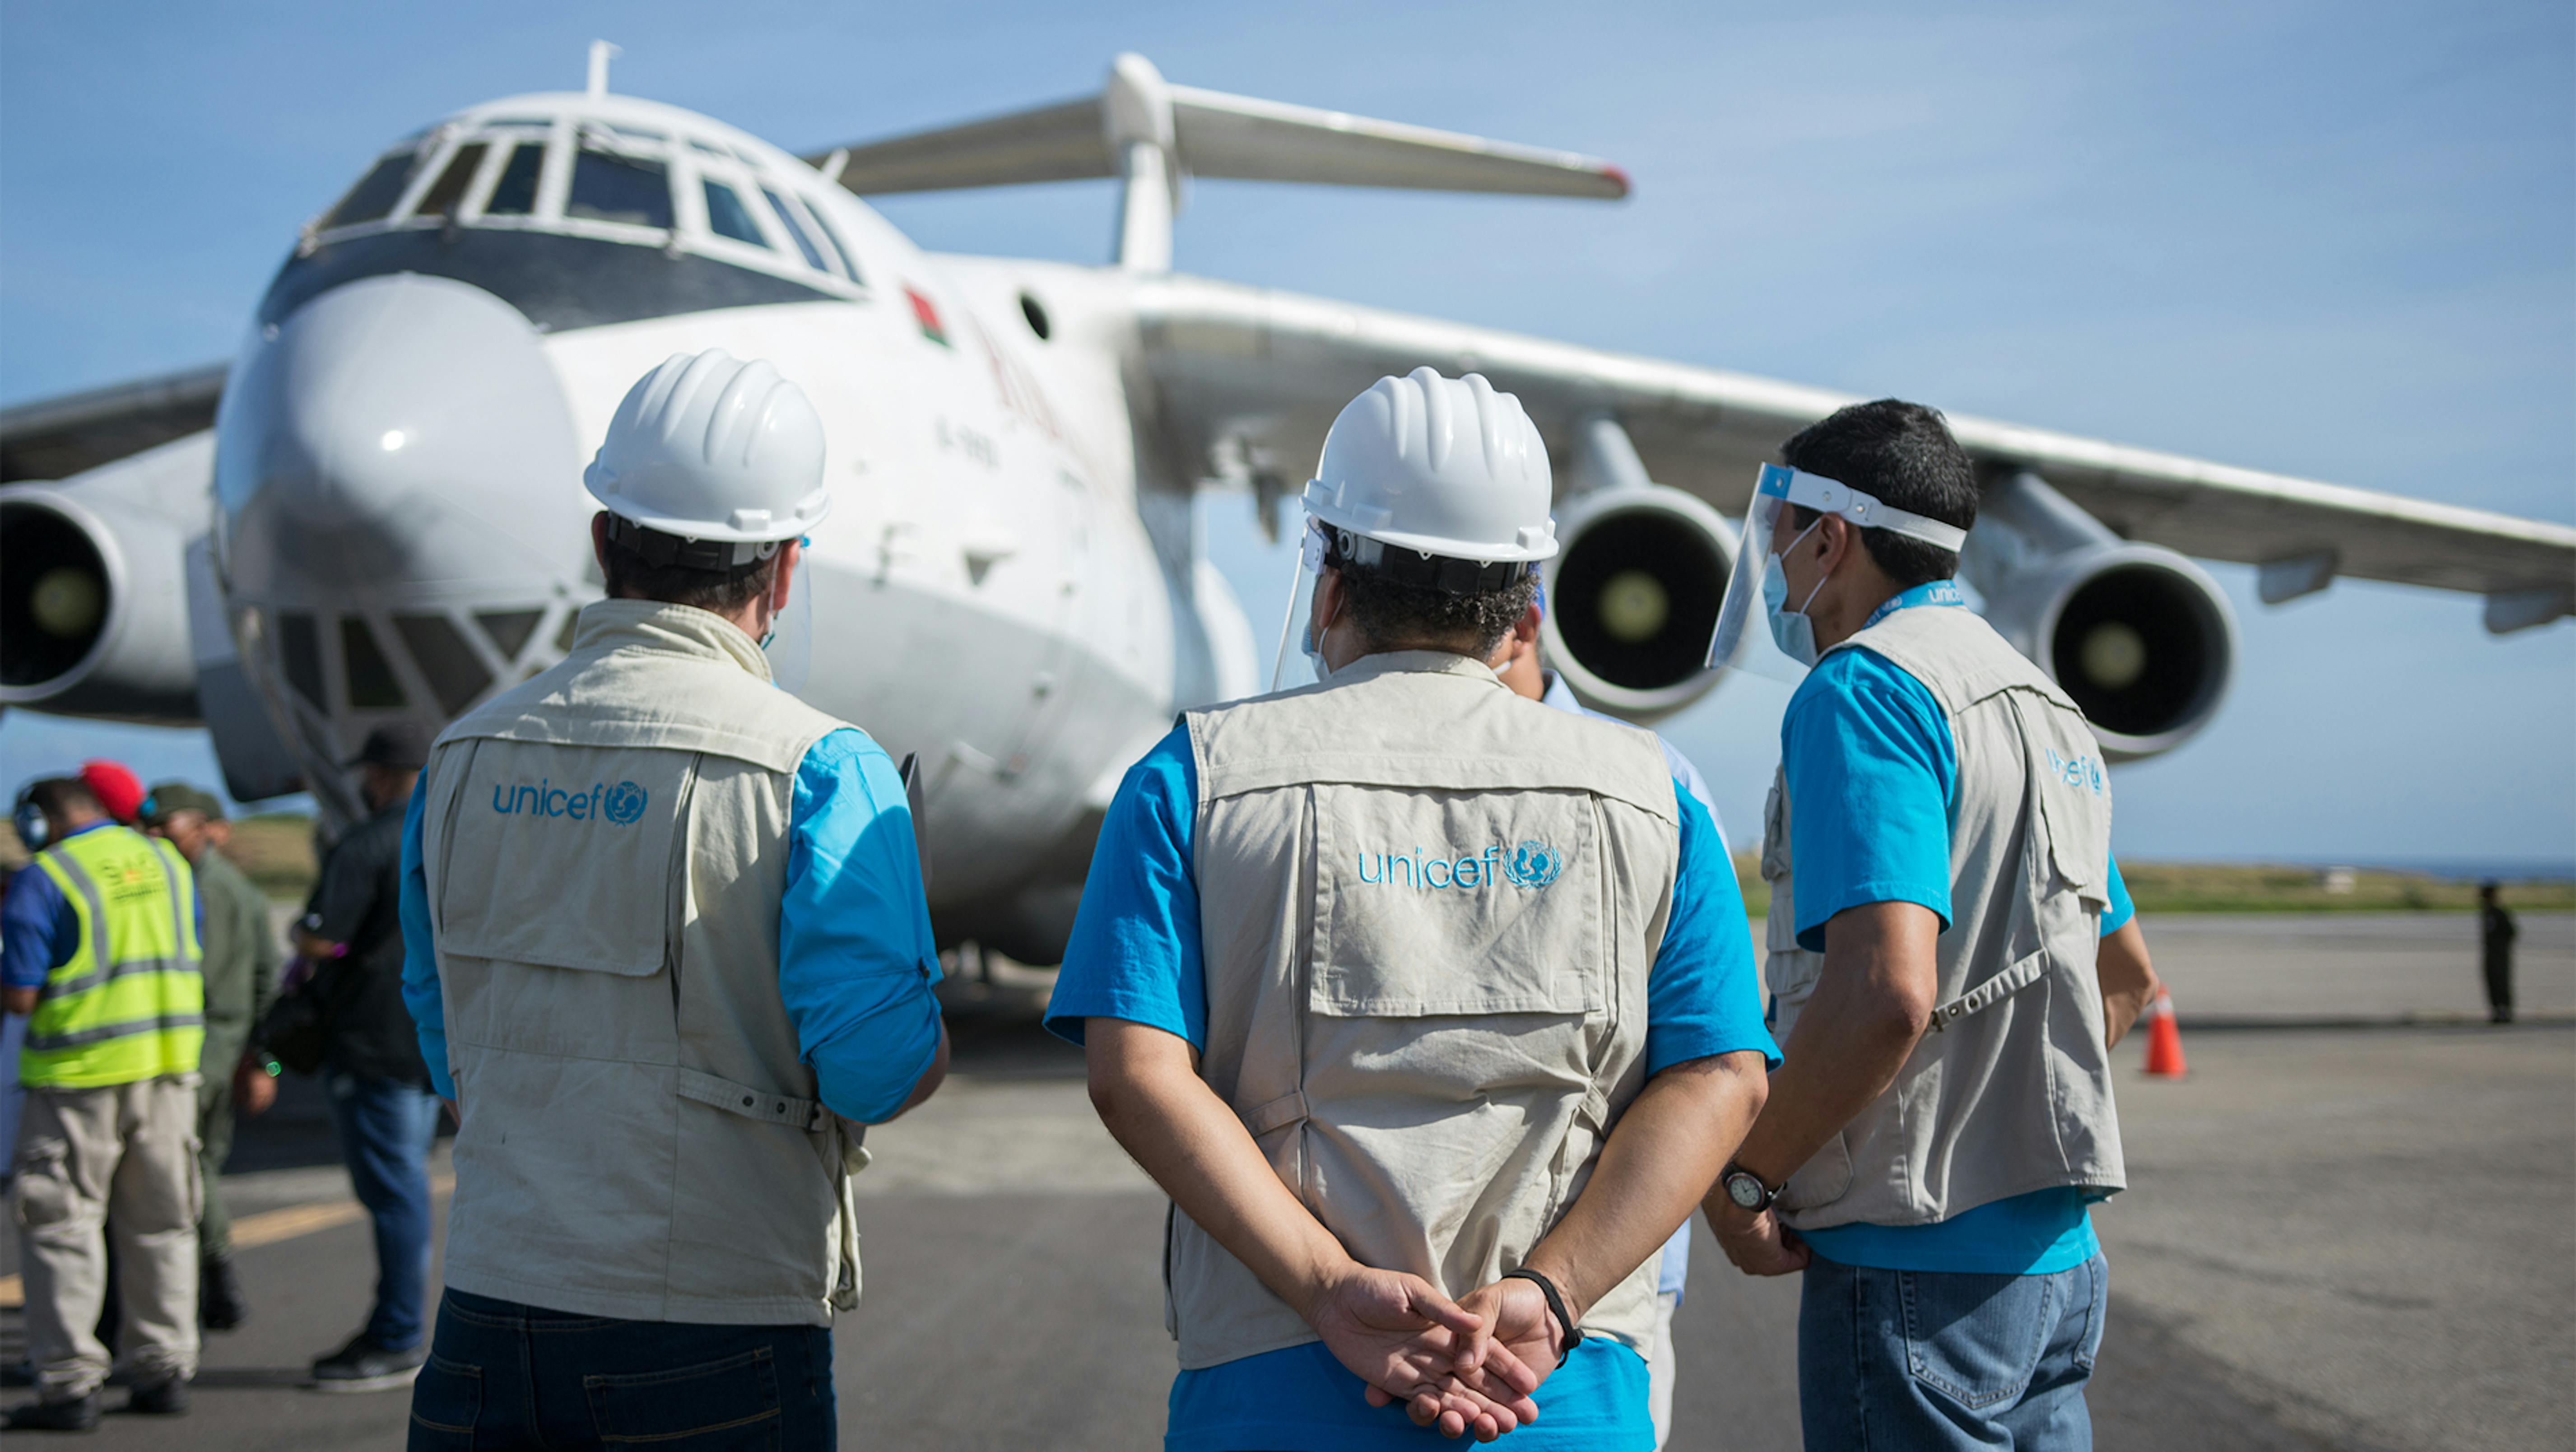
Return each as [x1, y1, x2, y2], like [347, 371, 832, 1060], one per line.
[1719, 1160, 1786, 1214]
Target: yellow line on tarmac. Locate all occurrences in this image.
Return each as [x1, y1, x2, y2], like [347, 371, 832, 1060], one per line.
[0, 1173, 452, 1310]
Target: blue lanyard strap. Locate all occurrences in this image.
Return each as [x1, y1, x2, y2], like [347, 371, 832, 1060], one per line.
[1865, 578, 1966, 629]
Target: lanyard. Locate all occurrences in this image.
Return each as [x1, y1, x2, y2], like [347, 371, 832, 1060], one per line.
[1864, 578, 1966, 630]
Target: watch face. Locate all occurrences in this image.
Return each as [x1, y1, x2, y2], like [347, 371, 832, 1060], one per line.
[1726, 1172, 1765, 1210]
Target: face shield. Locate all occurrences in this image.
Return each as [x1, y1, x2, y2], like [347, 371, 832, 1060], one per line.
[761, 536, 815, 696]
[1705, 464, 1969, 683]
[1269, 519, 1334, 693]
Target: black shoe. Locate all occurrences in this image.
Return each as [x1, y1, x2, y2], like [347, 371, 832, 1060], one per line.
[200, 1253, 248, 1331]
[310, 1333, 425, 1393]
[126, 1378, 189, 1415]
[3, 1392, 102, 1430]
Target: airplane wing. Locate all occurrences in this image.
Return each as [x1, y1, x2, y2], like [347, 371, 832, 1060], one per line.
[1135, 273, 2576, 631]
[0, 362, 225, 484]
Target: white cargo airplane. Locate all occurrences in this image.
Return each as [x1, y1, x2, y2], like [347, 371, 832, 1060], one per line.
[4, 49, 2570, 962]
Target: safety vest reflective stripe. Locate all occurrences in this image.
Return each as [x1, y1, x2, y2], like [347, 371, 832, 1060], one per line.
[35, 953, 198, 1002]
[21, 828, 205, 1089]
[25, 1010, 209, 1052]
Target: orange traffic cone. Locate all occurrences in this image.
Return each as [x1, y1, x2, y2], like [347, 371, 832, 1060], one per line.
[2142, 987, 2187, 1079]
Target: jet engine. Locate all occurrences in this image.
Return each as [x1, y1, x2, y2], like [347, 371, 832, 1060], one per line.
[1966, 471, 2237, 761]
[1540, 481, 1738, 722]
[0, 440, 206, 722]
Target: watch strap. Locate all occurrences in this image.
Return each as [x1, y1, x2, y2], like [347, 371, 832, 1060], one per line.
[1501, 1268, 1584, 1366]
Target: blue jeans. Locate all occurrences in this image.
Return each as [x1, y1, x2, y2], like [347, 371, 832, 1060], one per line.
[410, 1290, 837, 1451]
[328, 1073, 441, 1348]
[1799, 1253, 2108, 1449]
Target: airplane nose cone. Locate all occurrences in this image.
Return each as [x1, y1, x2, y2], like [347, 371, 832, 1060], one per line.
[216, 273, 593, 600]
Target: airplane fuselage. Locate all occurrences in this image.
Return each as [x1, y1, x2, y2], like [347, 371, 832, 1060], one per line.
[208, 90, 1251, 960]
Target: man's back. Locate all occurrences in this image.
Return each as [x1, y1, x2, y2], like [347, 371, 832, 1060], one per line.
[307, 806, 425, 1085]
[19, 826, 204, 1089]
[416, 601, 900, 1326]
[1176, 652, 1685, 1364]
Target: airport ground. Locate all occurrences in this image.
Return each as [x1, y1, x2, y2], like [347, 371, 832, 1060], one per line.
[2, 912, 2568, 1450]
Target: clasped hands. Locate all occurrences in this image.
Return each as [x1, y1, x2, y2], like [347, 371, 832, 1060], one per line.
[1305, 1263, 1568, 1442]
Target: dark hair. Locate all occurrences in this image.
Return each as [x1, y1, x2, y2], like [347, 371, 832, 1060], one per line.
[601, 529, 780, 614]
[1336, 564, 1539, 659]
[27, 777, 101, 820]
[1780, 399, 1978, 588]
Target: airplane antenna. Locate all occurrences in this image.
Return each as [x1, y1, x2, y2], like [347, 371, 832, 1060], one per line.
[587, 39, 621, 99]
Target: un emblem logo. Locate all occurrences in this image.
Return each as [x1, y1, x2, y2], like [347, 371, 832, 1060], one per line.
[1505, 840, 1564, 889]
[601, 781, 648, 825]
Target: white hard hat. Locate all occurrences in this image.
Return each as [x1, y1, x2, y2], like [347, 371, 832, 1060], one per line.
[584, 349, 830, 549]
[1303, 368, 1558, 564]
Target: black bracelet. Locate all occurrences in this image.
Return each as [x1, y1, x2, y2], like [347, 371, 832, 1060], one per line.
[1501, 1268, 1585, 1365]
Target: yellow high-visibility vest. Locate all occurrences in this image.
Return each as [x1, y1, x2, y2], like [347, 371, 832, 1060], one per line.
[21, 825, 205, 1088]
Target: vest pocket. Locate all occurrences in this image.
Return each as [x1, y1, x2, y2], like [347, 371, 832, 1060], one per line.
[1307, 785, 1604, 1017]
[432, 739, 697, 977]
[1781, 1130, 1852, 1212]
[2014, 692, 2112, 908]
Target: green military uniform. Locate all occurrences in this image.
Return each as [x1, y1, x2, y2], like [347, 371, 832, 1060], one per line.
[190, 845, 279, 1258]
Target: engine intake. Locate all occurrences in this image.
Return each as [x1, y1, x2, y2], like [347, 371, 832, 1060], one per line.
[1967, 472, 2236, 761]
[0, 473, 200, 722]
[1540, 483, 1736, 721]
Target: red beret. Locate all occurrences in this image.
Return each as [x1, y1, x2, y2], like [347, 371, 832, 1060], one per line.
[79, 760, 146, 825]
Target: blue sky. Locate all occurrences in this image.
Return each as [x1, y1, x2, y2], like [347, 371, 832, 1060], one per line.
[2, 0, 2569, 866]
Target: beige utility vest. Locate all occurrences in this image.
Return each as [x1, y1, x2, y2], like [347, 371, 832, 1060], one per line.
[1173, 652, 1681, 1368]
[420, 601, 871, 1326]
[1762, 604, 2124, 1231]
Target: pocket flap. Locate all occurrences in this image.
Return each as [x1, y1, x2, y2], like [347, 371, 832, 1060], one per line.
[1309, 785, 1604, 1018]
[2014, 692, 2112, 905]
[433, 739, 692, 976]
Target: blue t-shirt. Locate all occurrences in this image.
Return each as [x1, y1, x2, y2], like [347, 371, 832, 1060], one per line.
[400, 727, 944, 1122]
[1779, 582, 2126, 1276]
[1047, 722, 1776, 1451]
[1168, 1338, 1652, 1452]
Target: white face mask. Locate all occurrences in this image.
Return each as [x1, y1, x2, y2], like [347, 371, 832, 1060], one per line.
[1762, 518, 1828, 666]
[1303, 577, 1339, 680]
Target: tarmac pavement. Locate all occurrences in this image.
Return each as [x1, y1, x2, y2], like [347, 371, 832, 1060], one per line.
[2, 913, 2568, 1448]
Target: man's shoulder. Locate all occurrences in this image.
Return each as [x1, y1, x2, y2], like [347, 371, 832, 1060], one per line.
[796, 724, 894, 775]
[195, 848, 263, 902]
[1840, 605, 2067, 714]
[1790, 642, 1935, 721]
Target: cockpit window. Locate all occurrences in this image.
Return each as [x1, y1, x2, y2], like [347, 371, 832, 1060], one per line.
[800, 199, 864, 285]
[759, 187, 828, 271]
[567, 147, 673, 229]
[413, 143, 488, 220]
[702, 180, 769, 248]
[322, 152, 418, 230]
[484, 143, 545, 216]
